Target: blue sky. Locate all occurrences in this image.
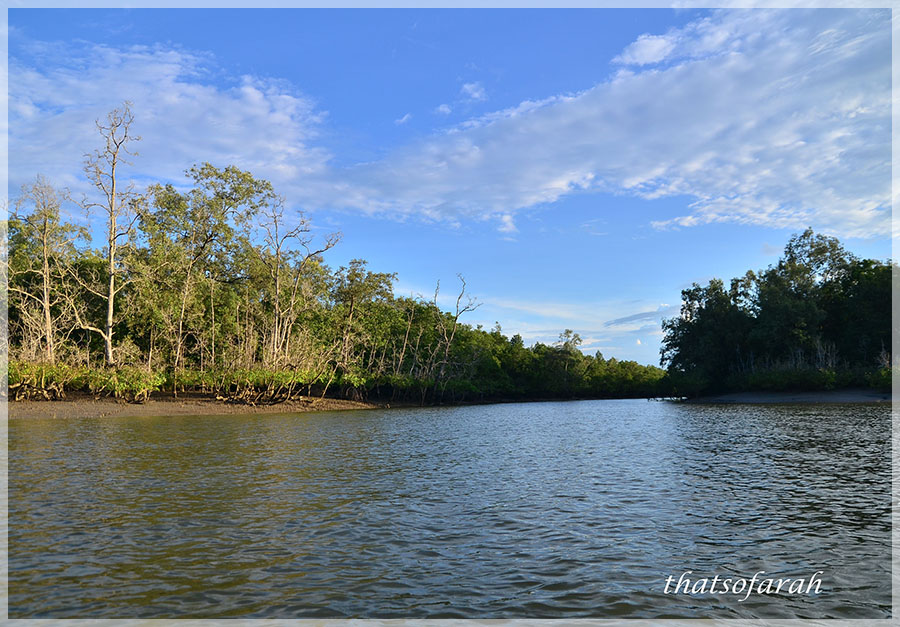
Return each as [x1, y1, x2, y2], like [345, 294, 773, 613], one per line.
[7, 7, 893, 365]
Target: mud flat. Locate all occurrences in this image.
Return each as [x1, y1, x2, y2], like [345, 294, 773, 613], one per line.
[6, 392, 380, 419]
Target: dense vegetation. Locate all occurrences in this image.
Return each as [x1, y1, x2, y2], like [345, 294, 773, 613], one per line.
[5, 104, 892, 404]
[6, 104, 667, 404]
[660, 229, 894, 396]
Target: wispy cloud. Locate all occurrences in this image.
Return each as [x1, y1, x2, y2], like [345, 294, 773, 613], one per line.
[604, 305, 679, 329]
[486, 297, 594, 322]
[393, 279, 671, 362]
[460, 81, 486, 102]
[394, 112, 412, 125]
[10, 40, 330, 201]
[9, 9, 891, 239]
[339, 9, 890, 238]
[581, 218, 608, 236]
[434, 103, 452, 115]
[614, 33, 677, 65]
[458, 295, 670, 362]
[483, 296, 674, 329]
[497, 214, 517, 233]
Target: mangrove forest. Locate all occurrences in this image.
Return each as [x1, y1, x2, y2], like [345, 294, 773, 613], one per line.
[5, 104, 893, 403]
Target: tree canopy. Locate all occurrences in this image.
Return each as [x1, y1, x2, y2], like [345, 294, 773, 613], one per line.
[7, 107, 890, 404]
[661, 228, 893, 396]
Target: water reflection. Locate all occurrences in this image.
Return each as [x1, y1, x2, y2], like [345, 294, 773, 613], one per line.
[9, 400, 891, 618]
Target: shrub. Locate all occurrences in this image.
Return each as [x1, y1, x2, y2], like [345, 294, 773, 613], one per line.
[867, 366, 893, 392]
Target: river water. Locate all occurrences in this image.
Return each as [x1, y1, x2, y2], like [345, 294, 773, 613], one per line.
[8, 399, 892, 618]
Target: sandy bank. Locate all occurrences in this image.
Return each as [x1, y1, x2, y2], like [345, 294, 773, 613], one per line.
[6, 392, 381, 420]
[687, 388, 891, 404]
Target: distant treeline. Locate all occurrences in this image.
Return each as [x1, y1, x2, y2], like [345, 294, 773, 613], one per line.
[660, 228, 894, 396]
[6, 103, 667, 404]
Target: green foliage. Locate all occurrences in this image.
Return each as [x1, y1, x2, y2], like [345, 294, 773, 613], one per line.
[88, 368, 167, 402]
[9, 361, 165, 402]
[662, 370, 709, 399]
[3, 112, 712, 407]
[741, 368, 837, 392]
[661, 228, 892, 397]
[867, 367, 893, 392]
[9, 361, 76, 399]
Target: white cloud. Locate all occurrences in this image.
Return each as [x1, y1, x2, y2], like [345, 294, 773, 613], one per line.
[484, 296, 674, 328]
[9, 40, 330, 202]
[614, 33, 677, 66]
[498, 214, 517, 233]
[339, 9, 890, 238]
[394, 112, 412, 125]
[9, 9, 892, 240]
[435, 103, 452, 115]
[460, 81, 486, 101]
[486, 297, 593, 322]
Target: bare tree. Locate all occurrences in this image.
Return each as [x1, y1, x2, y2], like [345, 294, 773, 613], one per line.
[75, 102, 142, 365]
[254, 198, 340, 366]
[418, 275, 479, 402]
[437, 275, 479, 376]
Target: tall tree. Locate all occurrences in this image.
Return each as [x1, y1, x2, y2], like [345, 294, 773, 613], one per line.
[144, 164, 278, 369]
[661, 228, 890, 395]
[252, 197, 340, 367]
[7, 177, 85, 363]
[430, 275, 479, 396]
[74, 102, 143, 365]
[332, 259, 396, 371]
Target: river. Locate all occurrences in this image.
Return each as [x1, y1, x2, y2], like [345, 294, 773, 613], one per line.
[8, 399, 891, 618]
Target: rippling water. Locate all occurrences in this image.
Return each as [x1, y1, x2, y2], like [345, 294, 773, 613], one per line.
[8, 400, 891, 618]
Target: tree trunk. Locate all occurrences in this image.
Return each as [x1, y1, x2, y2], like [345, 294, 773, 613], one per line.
[210, 278, 216, 369]
[40, 223, 55, 364]
[174, 262, 194, 370]
[105, 209, 117, 366]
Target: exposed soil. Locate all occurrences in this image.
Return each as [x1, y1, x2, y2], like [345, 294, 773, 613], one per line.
[7, 387, 891, 419]
[6, 391, 382, 420]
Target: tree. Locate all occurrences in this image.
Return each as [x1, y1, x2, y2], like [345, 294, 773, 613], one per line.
[332, 259, 396, 371]
[7, 177, 86, 363]
[660, 228, 890, 395]
[144, 164, 280, 369]
[552, 328, 585, 393]
[749, 229, 852, 368]
[252, 196, 340, 367]
[430, 275, 479, 398]
[556, 329, 583, 352]
[820, 258, 891, 366]
[781, 227, 853, 287]
[661, 278, 752, 383]
[72, 102, 143, 365]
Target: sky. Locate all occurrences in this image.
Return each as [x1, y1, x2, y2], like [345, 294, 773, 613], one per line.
[6, 6, 894, 365]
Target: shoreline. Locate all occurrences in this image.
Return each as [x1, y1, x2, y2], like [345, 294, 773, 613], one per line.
[6, 387, 891, 419]
[6, 392, 382, 420]
[685, 388, 890, 404]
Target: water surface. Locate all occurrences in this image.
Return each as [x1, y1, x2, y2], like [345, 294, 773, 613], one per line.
[9, 400, 891, 618]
